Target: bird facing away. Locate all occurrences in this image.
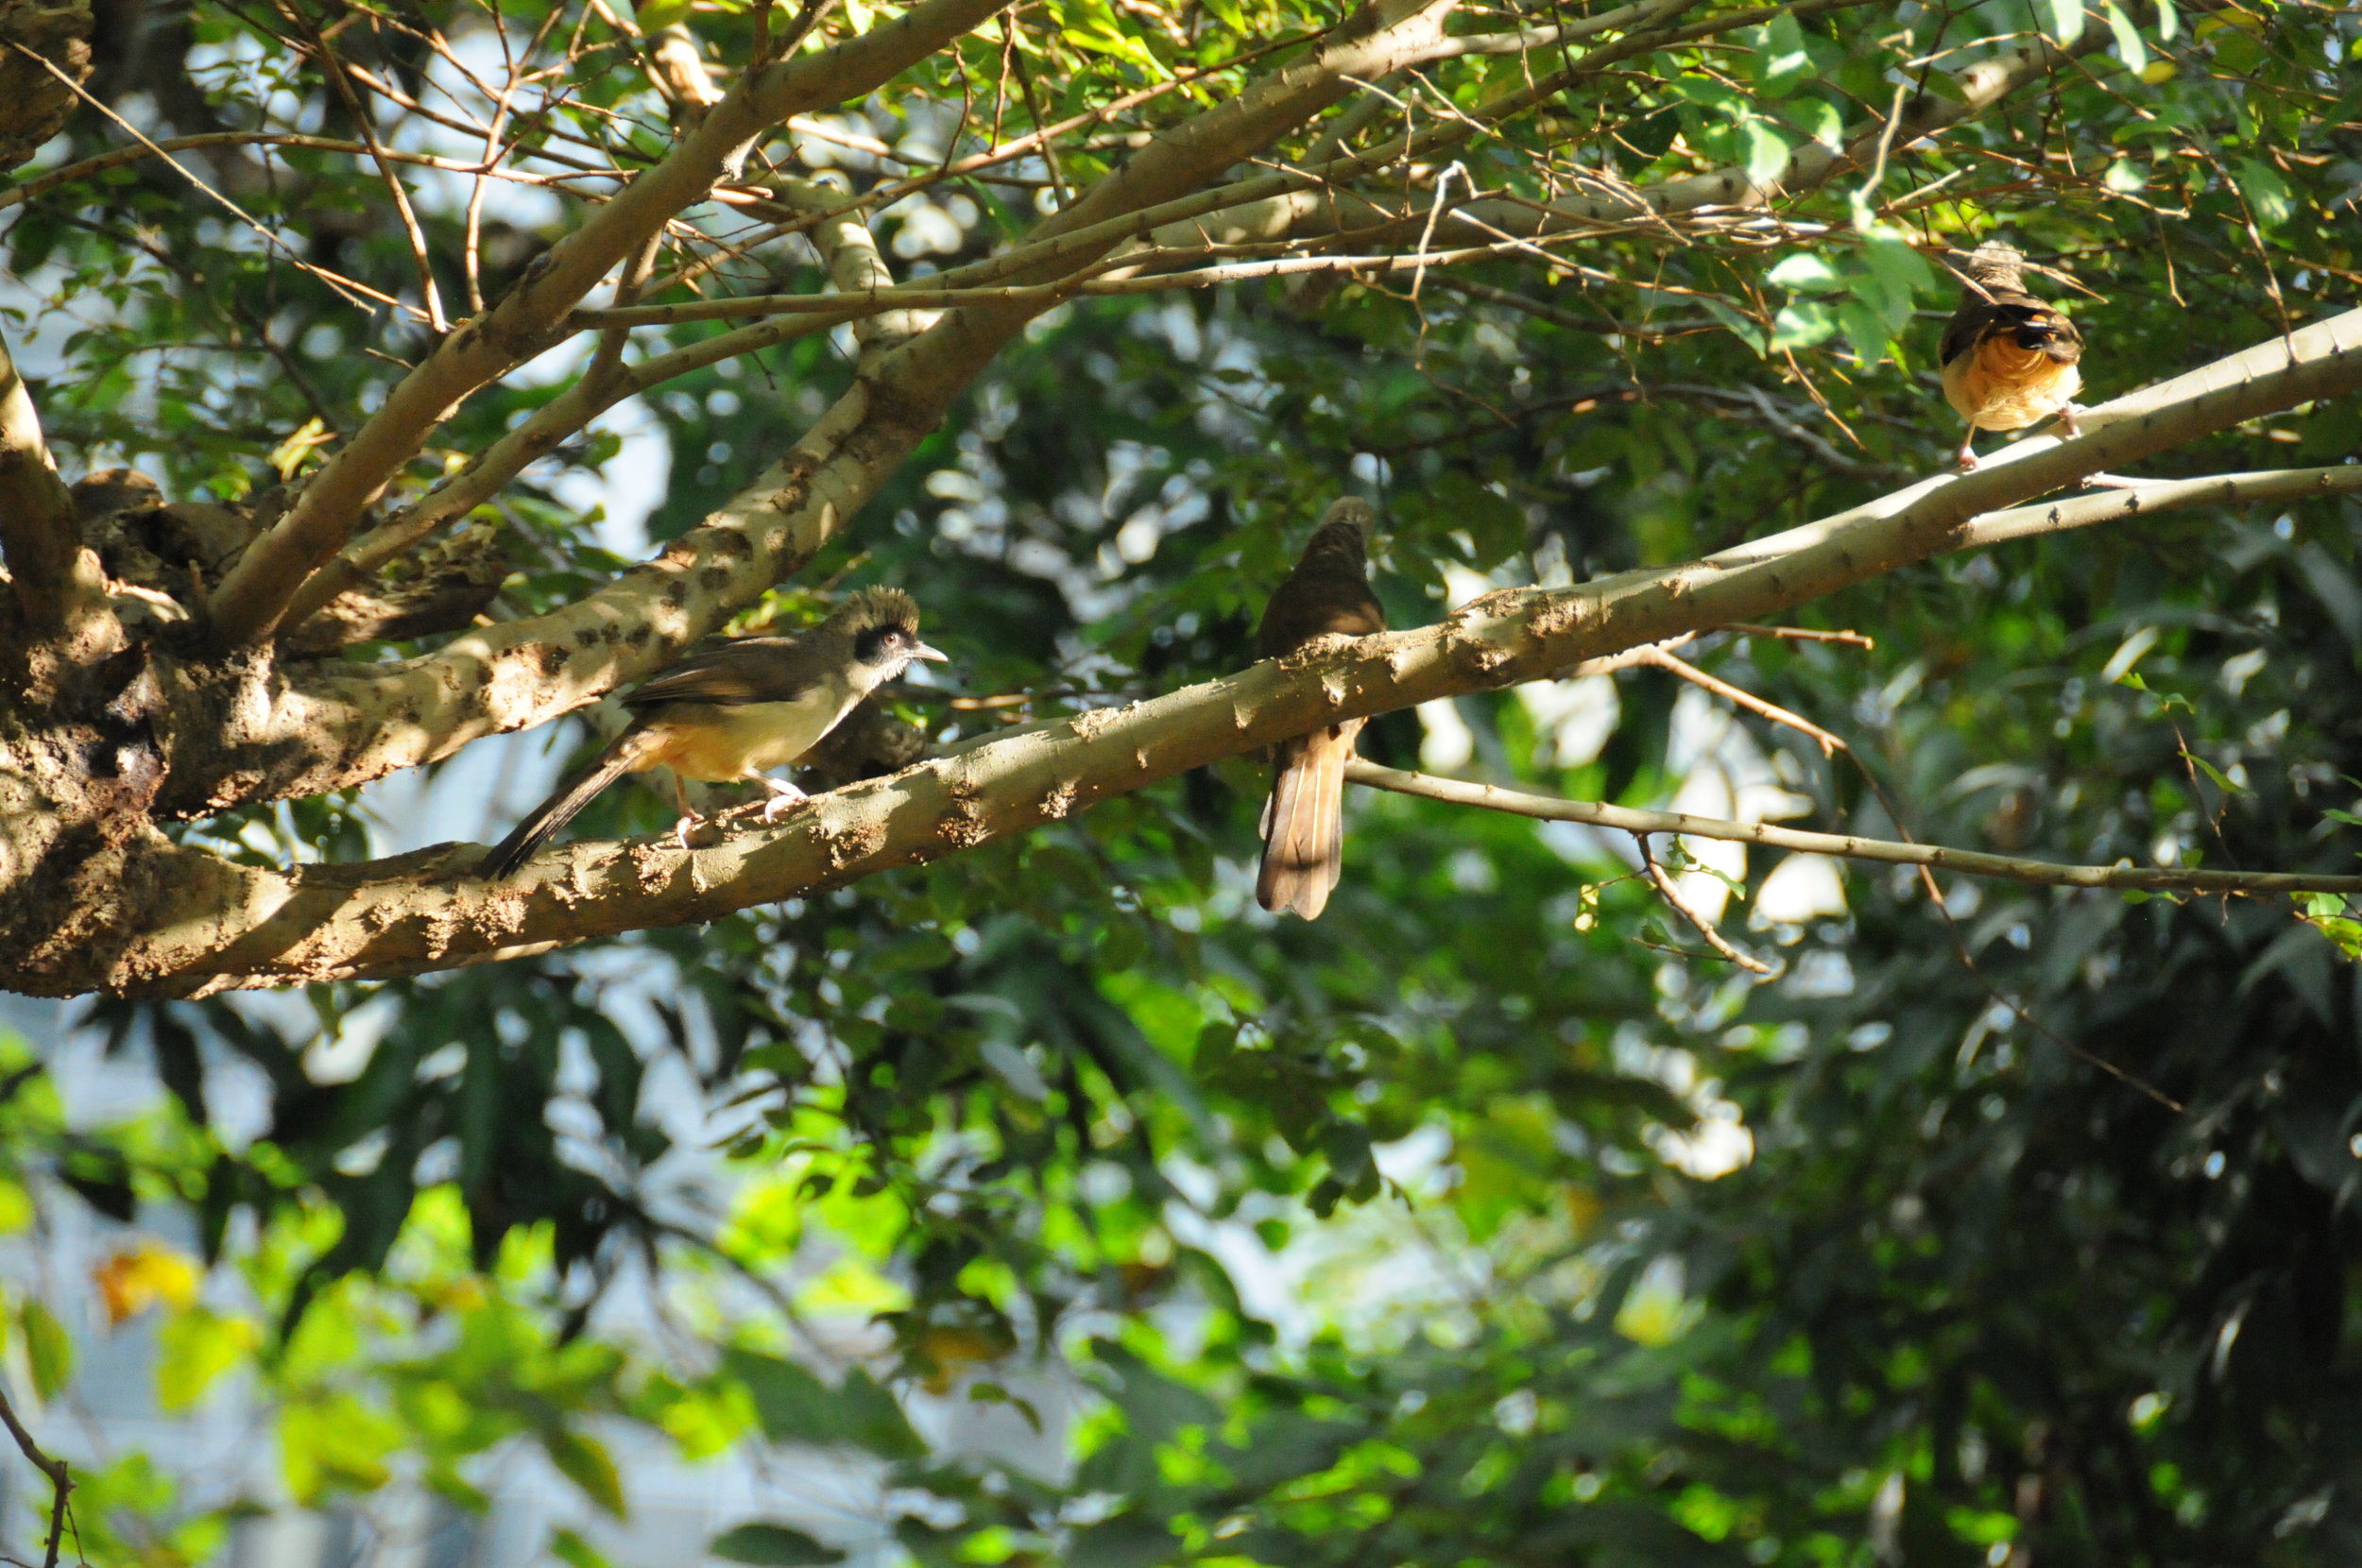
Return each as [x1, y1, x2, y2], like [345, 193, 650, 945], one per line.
[480, 588, 945, 878]
[1940, 242, 2085, 470]
[1255, 498, 1386, 920]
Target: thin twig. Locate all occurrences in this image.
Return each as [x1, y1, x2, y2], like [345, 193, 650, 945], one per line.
[0, 1384, 72, 1568]
[9, 46, 414, 320]
[1635, 834, 1774, 972]
[1635, 645, 1849, 756]
[285, 0, 449, 332]
[1344, 762, 2362, 899]
[1725, 623, 1875, 649]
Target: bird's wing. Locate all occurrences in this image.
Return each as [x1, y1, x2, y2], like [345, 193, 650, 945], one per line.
[1256, 563, 1386, 656]
[1943, 296, 2080, 367]
[624, 635, 820, 708]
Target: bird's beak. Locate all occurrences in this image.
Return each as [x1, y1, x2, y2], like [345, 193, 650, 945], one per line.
[912, 642, 950, 663]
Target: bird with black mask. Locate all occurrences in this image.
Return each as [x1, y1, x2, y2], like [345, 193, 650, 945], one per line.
[1255, 498, 1386, 920]
[480, 587, 946, 878]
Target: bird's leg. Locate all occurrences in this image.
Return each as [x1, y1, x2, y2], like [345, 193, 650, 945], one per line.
[671, 774, 705, 851]
[1955, 423, 1981, 471]
[2059, 403, 2084, 438]
[755, 774, 808, 824]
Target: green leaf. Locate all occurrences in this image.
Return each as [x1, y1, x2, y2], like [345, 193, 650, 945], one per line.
[18, 1301, 69, 1401]
[711, 1525, 846, 1566]
[1836, 299, 1893, 368]
[2040, 0, 2086, 45]
[2235, 159, 2293, 229]
[549, 1529, 613, 1568]
[157, 1309, 257, 1413]
[1738, 121, 1790, 188]
[2104, 1, 2148, 71]
[1754, 13, 1812, 96]
[1789, 97, 1845, 151]
[281, 1396, 402, 1502]
[1771, 301, 1838, 350]
[543, 1429, 627, 1518]
[724, 1349, 839, 1444]
[2181, 750, 2249, 795]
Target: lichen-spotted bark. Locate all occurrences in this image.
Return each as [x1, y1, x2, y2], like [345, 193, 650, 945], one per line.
[15, 306, 2355, 997]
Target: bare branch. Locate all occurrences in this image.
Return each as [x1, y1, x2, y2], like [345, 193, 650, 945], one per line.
[1634, 645, 1849, 757]
[0, 1383, 72, 1568]
[1348, 762, 2362, 899]
[1953, 465, 2362, 552]
[1726, 624, 1875, 648]
[288, 1, 449, 332]
[1635, 835, 1773, 972]
[0, 130, 556, 215]
[203, 0, 1013, 650]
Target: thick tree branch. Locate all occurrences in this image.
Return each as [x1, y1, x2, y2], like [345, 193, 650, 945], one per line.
[289, 0, 1883, 620]
[0, 326, 111, 651]
[42, 308, 2362, 995]
[1954, 465, 2362, 551]
[162, 0, 1483, 819]
[201, 0, 1010, 650]
[1347, 762, 2362, 898]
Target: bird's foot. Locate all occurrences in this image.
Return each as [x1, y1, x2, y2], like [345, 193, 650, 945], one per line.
[2060, 403, 2085, 438]
[759, 779, 809, 824]
[1956, 451, 1982, 472]
[672, 810, 707, 852]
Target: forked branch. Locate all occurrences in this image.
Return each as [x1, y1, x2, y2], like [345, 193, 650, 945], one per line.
[1347, 763, 2362, 899]
[0, 1384, 71, 1568]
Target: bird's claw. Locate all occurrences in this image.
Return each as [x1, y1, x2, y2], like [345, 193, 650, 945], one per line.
[759, 781, 809, 824]
[672, 811, 706, 851]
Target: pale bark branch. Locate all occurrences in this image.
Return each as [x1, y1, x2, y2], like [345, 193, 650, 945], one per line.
[202, 0, 1011, 650]
[1632, 644, 1848, 757]
[0, 327, 109, 647]
[1346, 762, 2362, 898]
[286, 0, 1957, 622]
[49, 307, 2362, 995]
[204, 0, 1483, 803]
[1951, 465, 2362, 552]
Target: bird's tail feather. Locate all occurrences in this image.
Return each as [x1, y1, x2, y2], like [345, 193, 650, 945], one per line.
[480, 728, 653, 878]
[1257, 721, 1360, 920]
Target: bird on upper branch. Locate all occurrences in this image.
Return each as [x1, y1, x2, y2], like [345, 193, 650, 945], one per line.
[480, 588, 945, 878]
[1940, 242, 2085, 470]
[1255, 498, 1386, 921]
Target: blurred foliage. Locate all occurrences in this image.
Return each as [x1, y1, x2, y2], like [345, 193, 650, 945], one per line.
[2, 0, 2361, 1563]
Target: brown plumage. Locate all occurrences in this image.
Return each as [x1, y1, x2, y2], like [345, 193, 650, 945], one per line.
[480, 588, 945, 878]
[1255, 499, 1386, 920]
[1940, 243, 2084, 469]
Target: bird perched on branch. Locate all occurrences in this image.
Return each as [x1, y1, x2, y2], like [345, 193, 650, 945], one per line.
[1940, 242, 2084, 470]
[1255, 498, 1387, 920]
[480, 588, 945, 878]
